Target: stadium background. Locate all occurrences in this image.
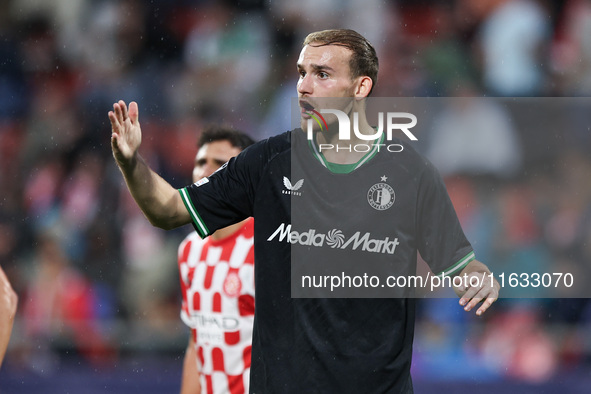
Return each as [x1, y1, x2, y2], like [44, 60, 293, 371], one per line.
[0, 0, 590, 392]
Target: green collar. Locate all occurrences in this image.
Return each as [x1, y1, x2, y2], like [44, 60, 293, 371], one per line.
[308, 131, 384, 174]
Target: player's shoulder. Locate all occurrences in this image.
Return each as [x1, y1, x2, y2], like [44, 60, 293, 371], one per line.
[266, 129, 293, 144]
[237, 130, 292, 164]
[258, 130, 293, 153]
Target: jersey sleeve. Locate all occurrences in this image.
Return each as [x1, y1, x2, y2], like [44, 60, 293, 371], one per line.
[178, 141, 264, 238]
[416, 161, 474, 277]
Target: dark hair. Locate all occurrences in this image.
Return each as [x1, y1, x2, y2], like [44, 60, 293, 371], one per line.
[303, 29, 379, 95]
[198, 125, 255, 151]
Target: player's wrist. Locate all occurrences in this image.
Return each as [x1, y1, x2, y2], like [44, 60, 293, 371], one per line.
[114, 150, 139, 171]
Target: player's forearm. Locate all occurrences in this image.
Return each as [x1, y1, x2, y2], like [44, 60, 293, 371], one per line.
[180, 338, 201, 394]
[117, 153, 190, 230]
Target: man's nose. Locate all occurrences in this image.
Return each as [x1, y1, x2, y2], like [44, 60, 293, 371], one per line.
[202, 164, 216, 178]
[297, 75, 312, 95]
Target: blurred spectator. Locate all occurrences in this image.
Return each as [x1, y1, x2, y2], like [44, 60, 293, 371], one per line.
[462, 0, 551, 96]
[21, 231, 114, 366]
[542, 150, 591, 297]
[172, 2, 270, 129]
[425, 92, 522, 179]
[118, 179, 182, 329]
[478, 306, 558, 382]
[551, 0, 591, 95]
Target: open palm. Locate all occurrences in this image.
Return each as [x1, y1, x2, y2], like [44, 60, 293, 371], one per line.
[108, 100, 142, 166]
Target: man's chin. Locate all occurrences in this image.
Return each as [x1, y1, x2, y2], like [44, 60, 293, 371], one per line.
[299, 119, 311, 131]
[300, 122, 323, 134]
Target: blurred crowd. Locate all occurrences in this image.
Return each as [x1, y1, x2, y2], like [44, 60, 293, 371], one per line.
[0, 0, 590, 384]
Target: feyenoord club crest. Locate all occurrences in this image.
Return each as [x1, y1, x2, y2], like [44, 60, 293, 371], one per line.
[367, 177, 395, 210]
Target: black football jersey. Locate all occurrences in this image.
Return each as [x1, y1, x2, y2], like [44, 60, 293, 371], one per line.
[180, 129, 473, 393]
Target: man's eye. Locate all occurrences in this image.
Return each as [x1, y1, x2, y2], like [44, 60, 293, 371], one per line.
[318, 72, 329, 79]
[299, 70, 306, 78]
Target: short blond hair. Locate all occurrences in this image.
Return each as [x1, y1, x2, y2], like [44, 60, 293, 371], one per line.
[303, 29, 379, 95]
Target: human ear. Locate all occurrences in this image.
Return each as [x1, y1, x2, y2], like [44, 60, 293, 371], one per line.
[354, 76, 373, 98]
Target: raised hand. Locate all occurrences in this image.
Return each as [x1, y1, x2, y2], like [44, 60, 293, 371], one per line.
[108, 100, 142, 166]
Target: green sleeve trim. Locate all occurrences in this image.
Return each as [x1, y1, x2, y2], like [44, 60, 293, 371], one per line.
[437, 251, 475, 277]
[179, 188, 210, 238]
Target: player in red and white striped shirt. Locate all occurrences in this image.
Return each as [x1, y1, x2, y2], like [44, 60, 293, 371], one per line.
[177, 126, 255, 394]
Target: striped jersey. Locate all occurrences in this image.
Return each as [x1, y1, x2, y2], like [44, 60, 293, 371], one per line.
[178, 218, 255, 394]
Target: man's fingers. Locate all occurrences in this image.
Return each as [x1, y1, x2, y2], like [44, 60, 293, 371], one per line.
[459, 279, 480, 307]
[113, 101, 128, 124]
[129, 101, 139, 124]
[110, 101, 137, 131]
[458, 272, 498, 314]
[118, 100, 128, 120]
[464, 288, 487, 312]
[463, 286, 498, 315]
[476, 296, 497, 316]
[113, 103, 121, 123]
[108, 111, 120, 130]
[460, 286, 482, 311]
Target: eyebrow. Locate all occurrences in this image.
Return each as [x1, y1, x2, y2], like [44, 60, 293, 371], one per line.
[297, 63, 336, 74]
[196, 158, 227, 166]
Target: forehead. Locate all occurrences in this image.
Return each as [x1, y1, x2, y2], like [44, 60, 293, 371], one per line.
[196, 140, 240, 160]
[297, 44, 353, 70]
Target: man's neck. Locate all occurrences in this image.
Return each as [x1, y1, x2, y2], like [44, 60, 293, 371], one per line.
[315, 113, 375, 165]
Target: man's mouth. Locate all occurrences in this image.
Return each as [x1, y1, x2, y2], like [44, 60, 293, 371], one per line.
[299, 100, 315, 113]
